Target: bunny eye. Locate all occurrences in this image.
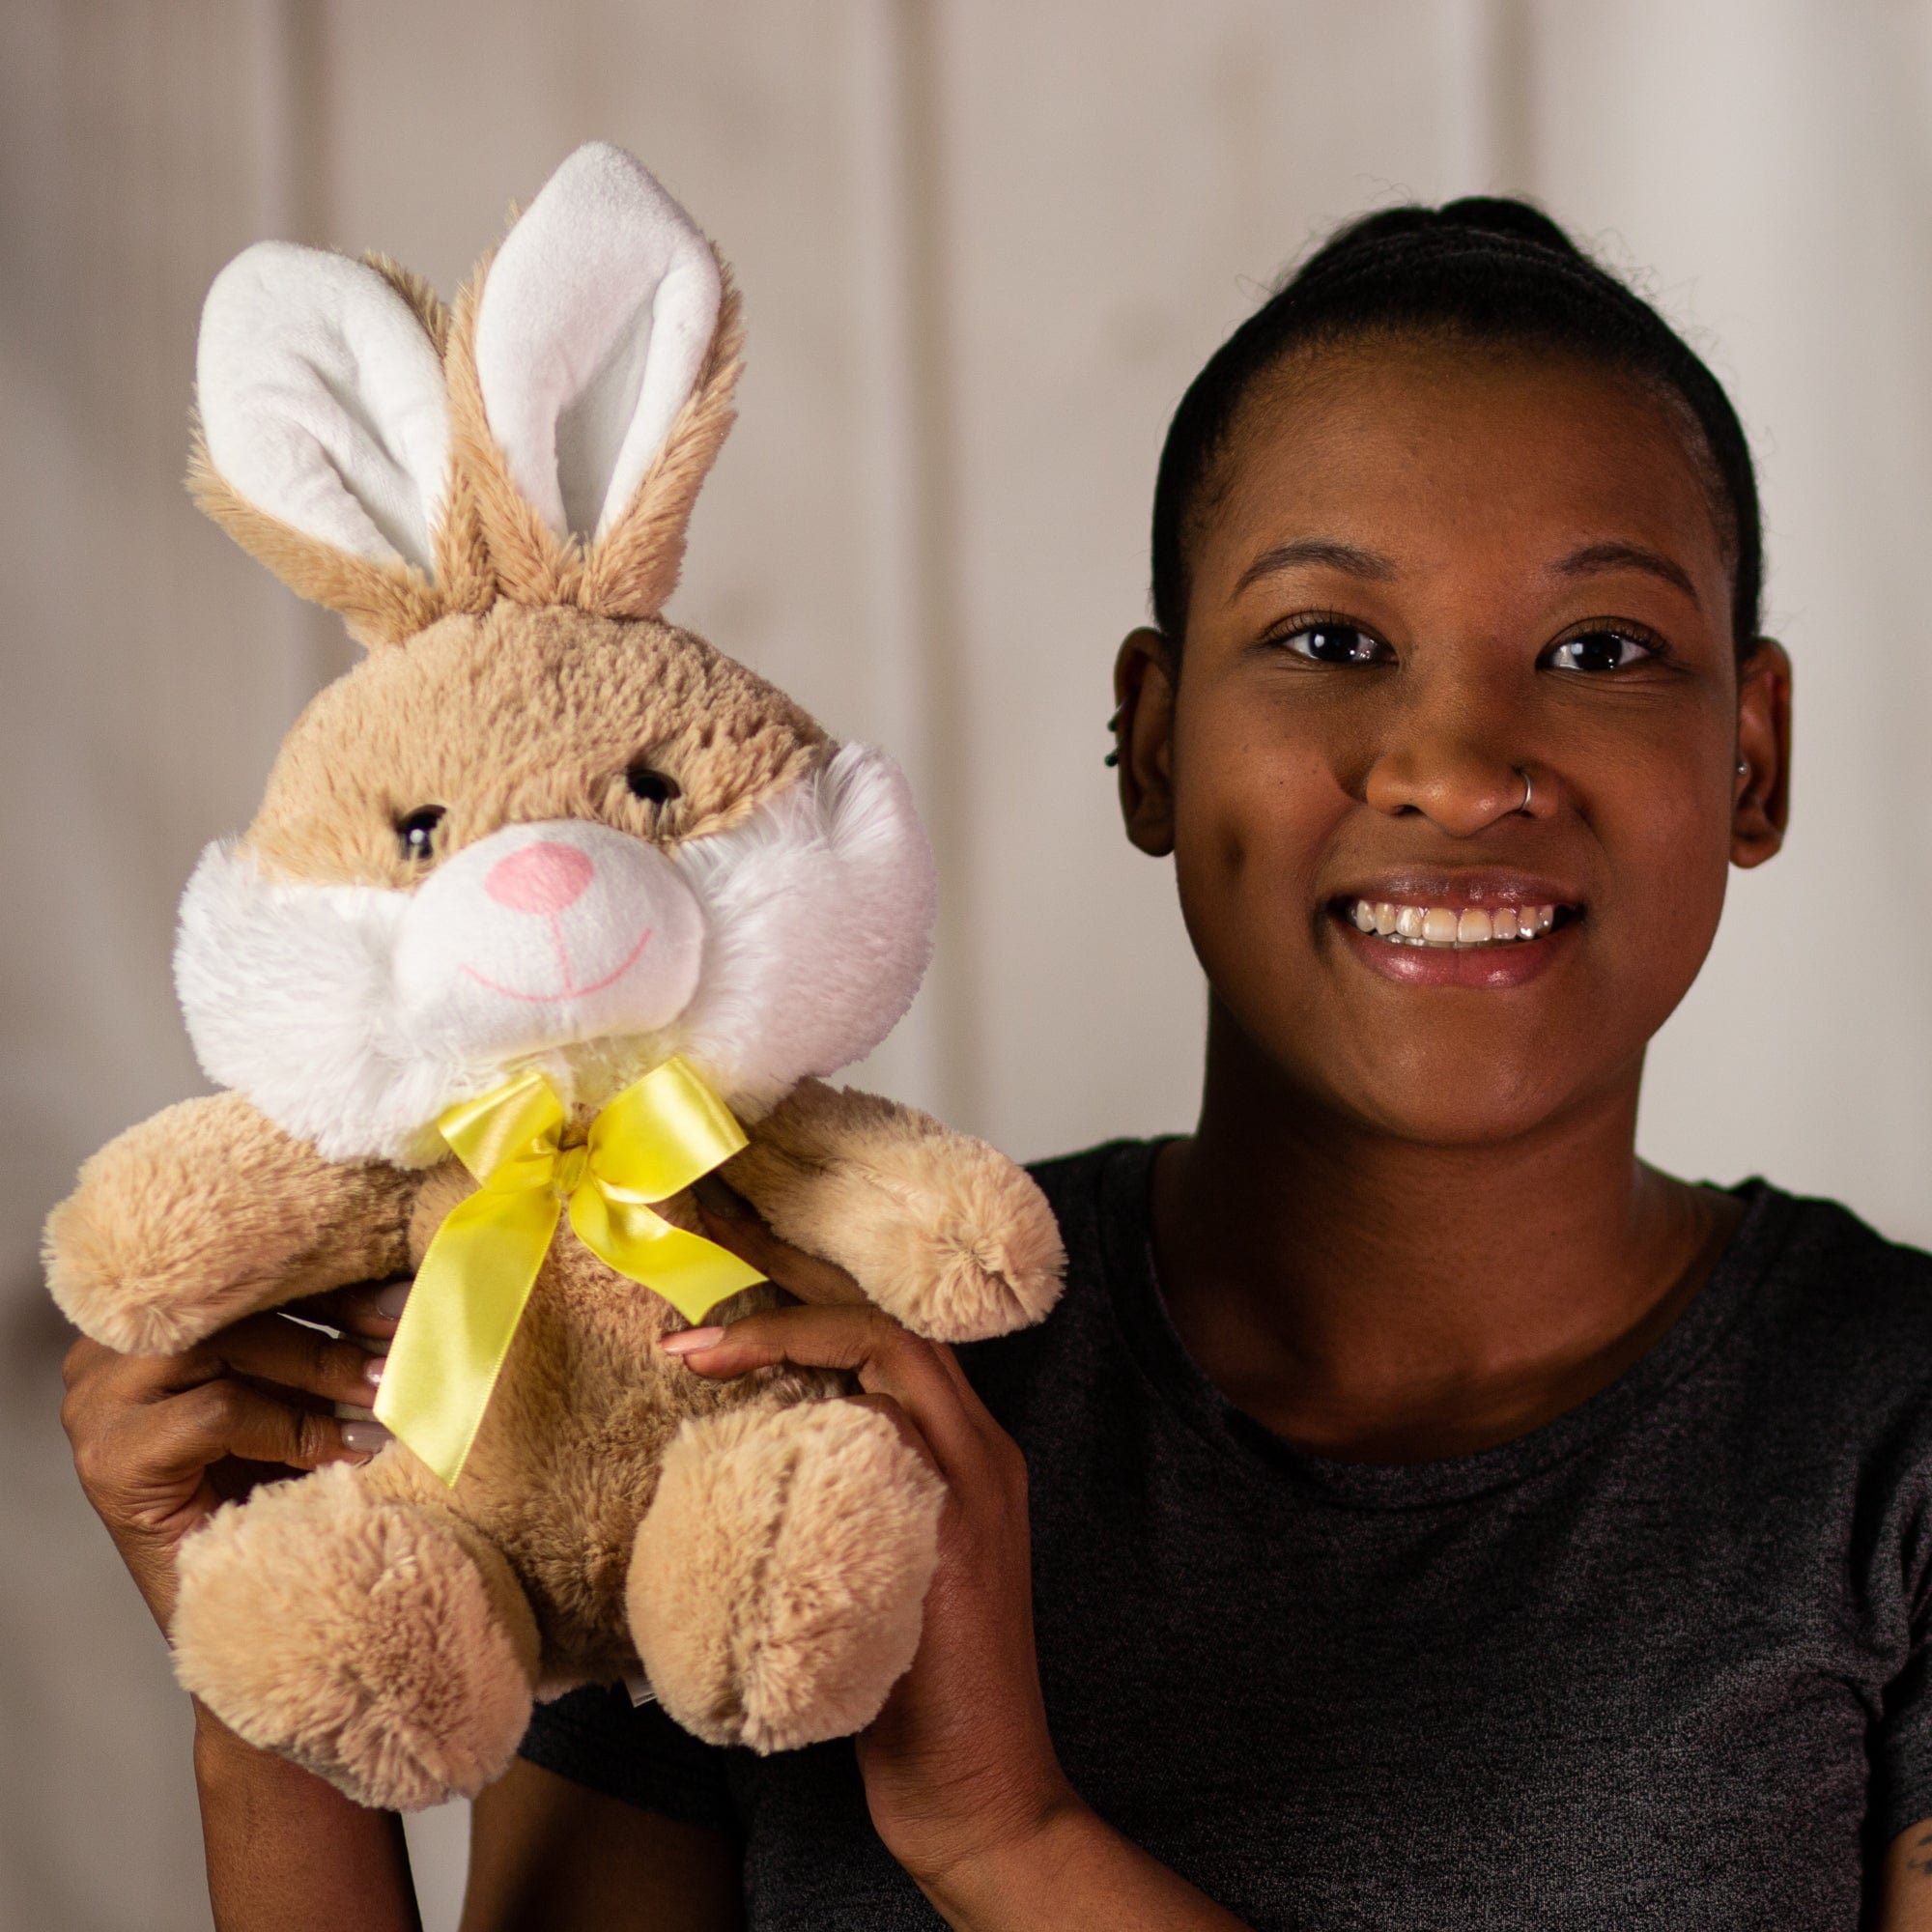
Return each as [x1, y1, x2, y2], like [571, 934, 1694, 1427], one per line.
[625, 761, 682, 807]
[396, 806, 445, 860]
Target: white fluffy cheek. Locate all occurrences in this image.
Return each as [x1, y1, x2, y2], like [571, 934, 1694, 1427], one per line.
[393, 821, 704, 1061]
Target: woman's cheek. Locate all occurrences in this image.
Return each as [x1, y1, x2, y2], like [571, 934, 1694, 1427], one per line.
[1582, 752, 1733, 1034]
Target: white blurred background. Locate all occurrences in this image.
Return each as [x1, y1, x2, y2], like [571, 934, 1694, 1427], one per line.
[6, 2, 1932, 1923]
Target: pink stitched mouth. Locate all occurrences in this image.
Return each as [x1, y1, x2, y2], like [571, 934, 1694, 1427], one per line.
[460, 920, 654, 1005]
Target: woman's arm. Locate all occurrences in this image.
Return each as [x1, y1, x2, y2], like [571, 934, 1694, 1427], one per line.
[679, 1208, 1255, 1932]
[1880, 1821, 1932, 1929]
[461, 1757, 741, 1932]
[193, 1703, 420, 1932]
[60, 1281, 421, 1931]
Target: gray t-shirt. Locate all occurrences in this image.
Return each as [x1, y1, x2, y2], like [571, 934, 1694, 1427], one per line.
[519, 1139, 1932, 1928]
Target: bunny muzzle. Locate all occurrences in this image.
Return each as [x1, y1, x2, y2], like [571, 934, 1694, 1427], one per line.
[393, 822, 703, 1059]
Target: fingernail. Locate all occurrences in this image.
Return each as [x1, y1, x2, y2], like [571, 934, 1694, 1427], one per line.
[362, 1355, 385, 1388]
[376, 1282, 412, 1319]
[340, 1422, 391, 1453]
[659, 1325, 726, 1355]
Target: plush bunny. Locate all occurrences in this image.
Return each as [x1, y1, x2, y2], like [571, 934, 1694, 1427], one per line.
[43, 142, 1064, 1811]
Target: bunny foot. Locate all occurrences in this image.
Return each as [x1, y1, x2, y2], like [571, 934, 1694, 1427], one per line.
[172, 1463, 540, 1810]
[627, 1397, 944, 1753]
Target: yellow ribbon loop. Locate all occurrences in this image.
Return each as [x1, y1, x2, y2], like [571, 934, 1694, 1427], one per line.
[374, 1058, 765, 1486]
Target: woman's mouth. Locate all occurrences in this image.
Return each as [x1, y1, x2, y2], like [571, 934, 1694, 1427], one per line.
[1325, 888, 1583, 988]
[1340, 897, 1577, 948]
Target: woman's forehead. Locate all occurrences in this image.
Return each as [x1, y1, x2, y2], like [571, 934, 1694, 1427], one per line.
[1198, 335, 1730, 597]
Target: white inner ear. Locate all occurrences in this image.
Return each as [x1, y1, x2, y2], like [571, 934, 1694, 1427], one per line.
[473, 141, 722, 544]
[196, 242, 449, 575]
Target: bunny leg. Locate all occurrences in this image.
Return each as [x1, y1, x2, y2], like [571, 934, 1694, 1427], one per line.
[171, 1462, 540, 1810]
[724, 1080, 1065, 1342]
[44, 1091, 418, 1354]
[626, 1397, 944, 1753]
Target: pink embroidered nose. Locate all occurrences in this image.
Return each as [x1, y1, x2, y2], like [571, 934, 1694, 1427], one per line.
[484, 841, 594, 914]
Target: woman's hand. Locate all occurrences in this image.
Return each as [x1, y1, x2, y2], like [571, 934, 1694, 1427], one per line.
[681, 1195, 1084, 1892]
[59, 1281, 408, 1634]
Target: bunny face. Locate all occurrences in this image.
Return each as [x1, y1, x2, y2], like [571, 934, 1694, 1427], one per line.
[173, 145, 937, 1164]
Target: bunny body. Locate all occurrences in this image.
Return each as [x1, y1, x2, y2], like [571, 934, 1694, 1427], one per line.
[43, 146, 1063, 1810]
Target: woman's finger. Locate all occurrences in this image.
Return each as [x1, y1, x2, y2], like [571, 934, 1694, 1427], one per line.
[281, 1275, 413, 1340]
[841, 1389, 944, 1481]
[156, 1310, 391, 1412]
[689, 1182, 869, 1309]
[662, 1303, 985, 1476]
[82, 1379, 379, 1521]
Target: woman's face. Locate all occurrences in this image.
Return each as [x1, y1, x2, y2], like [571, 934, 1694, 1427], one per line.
[1117, 334, 1790, 1146]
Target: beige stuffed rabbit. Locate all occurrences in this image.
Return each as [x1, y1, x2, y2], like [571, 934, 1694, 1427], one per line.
[43, 142, 1064, 1811]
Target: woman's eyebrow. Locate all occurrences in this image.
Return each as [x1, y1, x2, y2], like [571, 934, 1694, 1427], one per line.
[1231, 538, 1399, 600]
[1551, 541, 1701, 608]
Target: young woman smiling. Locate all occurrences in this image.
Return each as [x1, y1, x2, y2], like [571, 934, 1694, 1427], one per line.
[61, 201, 1932, 1929]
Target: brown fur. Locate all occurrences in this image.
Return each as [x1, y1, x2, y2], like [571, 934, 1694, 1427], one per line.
[172, 1463, 541, 1809]
[244, 602, 829, 887]
[46, 153, 1065, 1808]
[186, 435, 456, 650]
[629, 1399, 945, 1752]
[43, 1093, 417, 1354]
[727, 1080, 1068, 1341]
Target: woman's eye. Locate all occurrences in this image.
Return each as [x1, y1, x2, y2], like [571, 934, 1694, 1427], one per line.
[395, 806, 445, 860]
[1547, 630, 1655, 672]
[1280, 623, 1386, 665]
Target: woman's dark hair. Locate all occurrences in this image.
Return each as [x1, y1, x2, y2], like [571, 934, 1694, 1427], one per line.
[1150, 198, 1762, 654]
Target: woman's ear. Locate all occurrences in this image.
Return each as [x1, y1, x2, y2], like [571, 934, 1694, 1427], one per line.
[1113, 626, 1179, 857]
[1732, 637, 1792, 868]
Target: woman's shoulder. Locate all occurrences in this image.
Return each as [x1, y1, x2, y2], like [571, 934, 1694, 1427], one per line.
[1717, 1178, 1932, 1422]
[1742, 1178, 1932, 1321]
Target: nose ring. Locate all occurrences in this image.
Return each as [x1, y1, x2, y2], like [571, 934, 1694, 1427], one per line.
[1515, 766, 1535, 815]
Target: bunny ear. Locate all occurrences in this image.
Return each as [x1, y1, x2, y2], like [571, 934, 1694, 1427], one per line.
[449, 142, 742, 619]
[191, 242, 469, 646]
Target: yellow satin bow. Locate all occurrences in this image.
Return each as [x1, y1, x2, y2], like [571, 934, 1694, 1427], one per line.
[374, 1058, 764, 1486]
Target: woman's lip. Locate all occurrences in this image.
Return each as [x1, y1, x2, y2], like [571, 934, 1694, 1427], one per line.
[1329, 904, 1577, 988]
[1326, 873, 1582, 912]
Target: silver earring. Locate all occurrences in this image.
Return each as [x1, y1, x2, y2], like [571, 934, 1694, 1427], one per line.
[1515, 766, 1534, 815]
[1736, 758, 1748, 776]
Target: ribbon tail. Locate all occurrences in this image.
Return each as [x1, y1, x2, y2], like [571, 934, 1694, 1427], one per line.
[570, 1185, 766, 1326]
[375, 1183, 561, 1486]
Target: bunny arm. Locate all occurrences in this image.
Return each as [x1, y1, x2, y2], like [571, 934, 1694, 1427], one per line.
[44, 1092, 421, 1356]
[722, 1080, 1065, 1344]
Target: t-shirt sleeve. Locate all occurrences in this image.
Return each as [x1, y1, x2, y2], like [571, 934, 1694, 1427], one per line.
[1870, 1423, 1932, 1841]
[518, 1685, 737, 1836]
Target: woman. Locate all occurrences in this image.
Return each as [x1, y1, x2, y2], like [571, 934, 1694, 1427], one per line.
[60, 200, 1932, 1929]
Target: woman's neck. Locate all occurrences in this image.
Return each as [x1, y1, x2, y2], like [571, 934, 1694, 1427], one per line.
[1150, 1001, 1742, 1463]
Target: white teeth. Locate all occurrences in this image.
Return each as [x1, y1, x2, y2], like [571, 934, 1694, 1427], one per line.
[1345, 898, 1563, 947]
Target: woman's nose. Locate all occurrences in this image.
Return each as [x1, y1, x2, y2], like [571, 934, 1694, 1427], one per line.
[1361, 699, 1538, 834]
[484, 840, 595, 913]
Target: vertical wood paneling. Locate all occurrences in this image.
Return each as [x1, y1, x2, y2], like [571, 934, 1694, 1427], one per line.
[1, 12, 306, 1922]
[14, 9, 1932, 1926]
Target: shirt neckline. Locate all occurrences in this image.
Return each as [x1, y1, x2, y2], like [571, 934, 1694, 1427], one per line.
[1094, 1136, 1800, 1509]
